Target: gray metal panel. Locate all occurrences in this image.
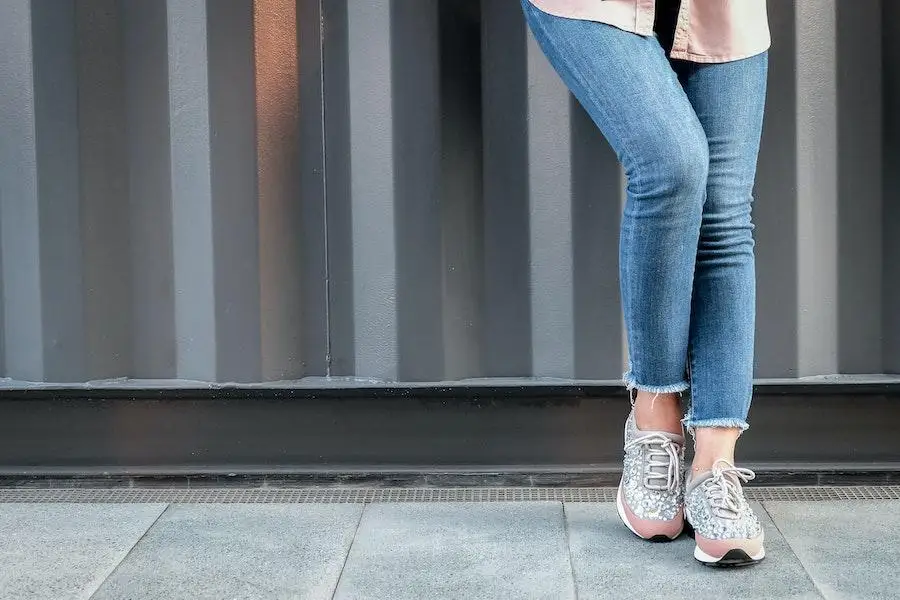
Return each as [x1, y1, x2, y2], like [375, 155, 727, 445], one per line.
[481, 0, 532, 376]
[571, 102, 625, 380]
[0, 0, 44, 381]
[526, 32, 574, 378]
[392, 0, 445, 381]
[207, 1, 262, 382]
[0, 187, 4, 375]
[753, 0, 799, 378]
[0, 0, 90, 382]
[836, 1, 884, 374]
[76, 0, 133, 379]
[322, 0, 355, 377]
[0, 0, 895, 383]
[123, 0, 176, 379]
[295, 0, 329, 378]
[796, 1, 839, 376]
[32, 0, 86, 382]
[347, 0, 398, 380]
[254, 0, 328, 380]
[166, 0, 217, 380]
[885, 0, 900, 375]
[439, 1, 485, 380]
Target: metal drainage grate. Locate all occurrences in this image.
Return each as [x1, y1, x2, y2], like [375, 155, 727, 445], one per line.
[0, 486, 898, 504]
[747, 486, 900, 502]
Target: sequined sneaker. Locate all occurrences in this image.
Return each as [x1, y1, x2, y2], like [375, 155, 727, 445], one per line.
[685, 459, 765, 566]
[615, 409, 686, 542]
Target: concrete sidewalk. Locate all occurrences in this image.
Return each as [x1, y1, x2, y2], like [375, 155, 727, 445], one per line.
[1, 491, 897, 600]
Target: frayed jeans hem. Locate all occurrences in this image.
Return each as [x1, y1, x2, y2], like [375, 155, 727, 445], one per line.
[622, 371, 690, 395]
[681, 417, 749, 432]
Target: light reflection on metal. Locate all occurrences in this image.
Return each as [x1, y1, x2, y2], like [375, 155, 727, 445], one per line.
[254, 0, 304, 380]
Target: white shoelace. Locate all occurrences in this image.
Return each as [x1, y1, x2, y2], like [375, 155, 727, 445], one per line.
[704, 459, 756, 519]
[624, 433, 681, 492]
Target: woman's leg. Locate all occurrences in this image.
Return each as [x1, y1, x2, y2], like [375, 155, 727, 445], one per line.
[520, 0, 707, 541]
[520, 1, 706, 411]
[674, 54, 769, 468]
[676, 54, 769, 566]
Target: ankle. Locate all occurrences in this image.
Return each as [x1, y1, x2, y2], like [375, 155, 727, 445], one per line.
[690, 456, 735, 475]
[692, 427, 741, 473]
[633, 391, 683, 435]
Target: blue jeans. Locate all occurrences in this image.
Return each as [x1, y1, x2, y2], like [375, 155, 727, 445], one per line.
[521, 1, 768, 430]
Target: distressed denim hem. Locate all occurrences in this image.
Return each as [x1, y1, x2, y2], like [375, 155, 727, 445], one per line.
[622, 371, 690, 394]
[682, 417, 749, 433]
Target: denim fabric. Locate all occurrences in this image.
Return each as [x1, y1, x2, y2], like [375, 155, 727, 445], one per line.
[521, 0, 768, 430]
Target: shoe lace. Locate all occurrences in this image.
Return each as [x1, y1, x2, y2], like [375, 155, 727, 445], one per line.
[624, 433, 681, 492]
[704, 459, 756, 519]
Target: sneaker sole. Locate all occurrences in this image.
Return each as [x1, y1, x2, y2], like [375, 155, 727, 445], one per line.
[685, 506, 765, 567]
[616, 482, 682, 543]
[694, 545, 765, 567]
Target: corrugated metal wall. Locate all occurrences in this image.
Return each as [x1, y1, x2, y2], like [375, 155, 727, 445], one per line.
[0, 0, 895, 384]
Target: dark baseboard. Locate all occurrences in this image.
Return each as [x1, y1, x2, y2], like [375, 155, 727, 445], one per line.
[1, 468, 899, 490]
[1, 382, 898, 483]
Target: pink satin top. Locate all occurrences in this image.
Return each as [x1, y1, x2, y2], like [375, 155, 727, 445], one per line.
[527, 0, 770, 63]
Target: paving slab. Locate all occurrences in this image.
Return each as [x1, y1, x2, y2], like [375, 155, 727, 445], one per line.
[765, 501, 900, 600]
[564, 501, 823, 600]
[332, 502, 576, 600]
[91, 504, 362, 600]
[0, 503, 166, 600]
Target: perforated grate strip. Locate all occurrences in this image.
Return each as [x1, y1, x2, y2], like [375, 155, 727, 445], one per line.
[0, 486, 898, 503]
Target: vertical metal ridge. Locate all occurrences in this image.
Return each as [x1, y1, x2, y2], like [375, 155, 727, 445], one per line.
[76, 0, 133, 380]
[795, 0, 839, 376]
[124, 0, 176, 379]
[0, 0, 44, 381]
[346, 0, 398, 380]
[255, 0, 305, 381]
[883, 1, 900, 374]
[835, 1, 883, 374]
[526, 26, 575, 378]
[318, 0, 333, 378]
[167, 0, 217, 380]
[393, 0, 444, 381]
[481, 0, 533, 376]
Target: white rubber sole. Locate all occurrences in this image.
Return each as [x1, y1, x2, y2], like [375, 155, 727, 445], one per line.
[685, 507, 765, 566]
[694, 544, 766, 565]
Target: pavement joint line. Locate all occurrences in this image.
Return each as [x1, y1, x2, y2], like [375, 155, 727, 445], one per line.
[330, 503, 367, 600]
[561, 502, 580, 600]
[760, 502, 827, 600]
[82, 503, 170, 600]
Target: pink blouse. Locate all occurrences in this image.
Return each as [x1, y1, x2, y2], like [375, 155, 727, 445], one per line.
[527, 0, 770, 63]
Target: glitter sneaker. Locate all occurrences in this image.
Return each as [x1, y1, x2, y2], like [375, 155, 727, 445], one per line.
[684, 459, 765, 566]
[615, 409, 686, 542]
